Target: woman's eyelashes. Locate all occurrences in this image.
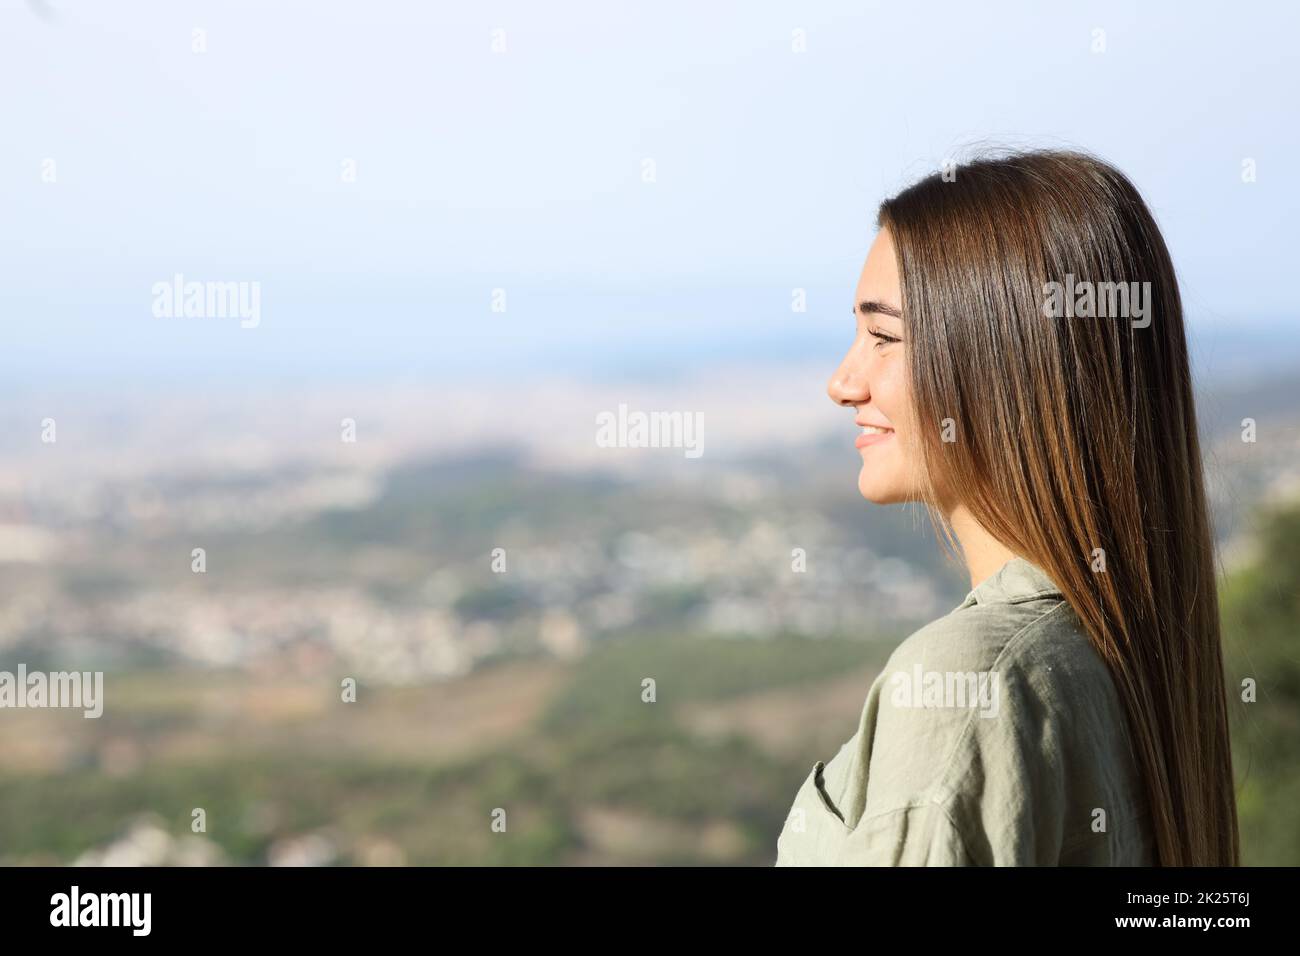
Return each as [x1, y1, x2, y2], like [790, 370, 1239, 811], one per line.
[866, 326, 902, 348]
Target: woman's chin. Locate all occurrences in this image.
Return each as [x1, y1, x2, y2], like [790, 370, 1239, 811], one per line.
[857, 472, 907, 505]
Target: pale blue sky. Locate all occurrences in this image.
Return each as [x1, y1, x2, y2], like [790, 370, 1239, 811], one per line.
[2, 0, 1297, 387]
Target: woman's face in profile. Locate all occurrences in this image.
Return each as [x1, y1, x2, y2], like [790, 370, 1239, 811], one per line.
[827, 226, 924, 505]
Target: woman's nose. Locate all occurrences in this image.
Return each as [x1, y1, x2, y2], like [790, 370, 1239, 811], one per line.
[827, 353, 869, 407]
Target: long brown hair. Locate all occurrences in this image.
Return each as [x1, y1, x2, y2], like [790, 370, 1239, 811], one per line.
[878, 149, 1239, 865]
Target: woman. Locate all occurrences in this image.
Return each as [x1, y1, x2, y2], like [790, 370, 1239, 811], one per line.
[775, 150, 1239, 866]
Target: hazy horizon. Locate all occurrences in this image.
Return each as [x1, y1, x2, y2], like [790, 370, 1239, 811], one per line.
[4, 0, 1298, 389]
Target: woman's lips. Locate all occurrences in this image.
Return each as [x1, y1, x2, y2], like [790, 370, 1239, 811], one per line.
[855, 425, 894, 449]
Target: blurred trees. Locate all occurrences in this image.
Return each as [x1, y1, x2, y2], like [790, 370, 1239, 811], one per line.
[1222, 500, 1300, 865]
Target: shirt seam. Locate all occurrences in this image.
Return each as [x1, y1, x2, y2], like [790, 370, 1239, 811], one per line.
[965, 586, 1063, 609]
[849, 799, 979, 864]
[939, 799, 977, 865]
[1004, 587, 1064, 604]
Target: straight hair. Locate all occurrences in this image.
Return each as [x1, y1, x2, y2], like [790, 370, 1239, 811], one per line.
[877, 149, 1239, 866]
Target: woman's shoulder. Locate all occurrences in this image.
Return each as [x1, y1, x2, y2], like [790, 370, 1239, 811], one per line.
[784, 558, 1147, 863]
[863, 559, 1129, 799]
[856, 559, 1145, 863]
[882, 556, 1107, 687]
[884, 594, 1075, 674]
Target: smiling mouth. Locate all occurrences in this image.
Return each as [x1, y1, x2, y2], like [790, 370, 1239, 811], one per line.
[855, 424, 894, 449]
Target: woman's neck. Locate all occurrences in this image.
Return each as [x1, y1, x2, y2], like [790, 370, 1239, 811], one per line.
[947, 505, 1020, 589]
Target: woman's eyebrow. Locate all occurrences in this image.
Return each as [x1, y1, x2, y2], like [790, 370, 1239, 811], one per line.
[856, 299, 903, 319]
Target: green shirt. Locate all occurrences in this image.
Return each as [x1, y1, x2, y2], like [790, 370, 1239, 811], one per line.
[774, 557, 1154, 865]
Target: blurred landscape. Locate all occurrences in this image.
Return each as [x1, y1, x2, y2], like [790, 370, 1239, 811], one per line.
[1, 358, 1298, 865]
[4, 0, 1298, 871]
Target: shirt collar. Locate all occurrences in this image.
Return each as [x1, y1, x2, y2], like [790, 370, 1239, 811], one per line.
[957, 556, 1064, 609]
